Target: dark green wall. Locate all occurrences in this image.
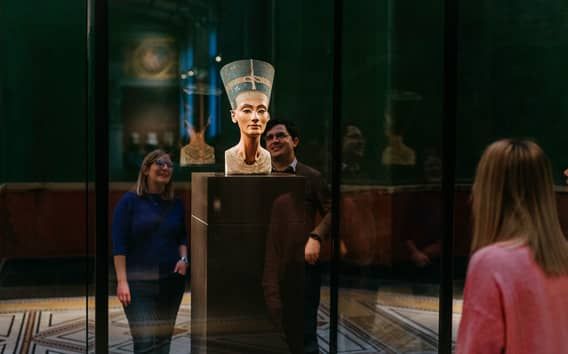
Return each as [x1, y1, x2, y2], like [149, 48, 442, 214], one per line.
[457, 0, 568, 183]
[272, 0, 334, 175]
[1, 0, 87, 183]
[341, 0, 444, 184]
[2, 0, 567, 185]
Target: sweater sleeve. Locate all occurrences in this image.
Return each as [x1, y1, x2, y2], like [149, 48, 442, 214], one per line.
[111, 194, 132, 256]
[456, 250, 506, 354]
[310, 172, 331, 239]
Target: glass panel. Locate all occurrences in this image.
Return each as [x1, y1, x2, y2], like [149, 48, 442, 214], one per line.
[107, 2, 196, 352]
[454, 2, 568, 351]
[339, 1, 444, 352]
[107, 1, 338, 353]
[0, 0, 91, 352]
[271, 2, 335, 354]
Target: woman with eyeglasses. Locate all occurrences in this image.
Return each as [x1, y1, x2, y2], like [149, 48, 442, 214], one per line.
[456, 139, 568, 354]
[112, 149, 188, 353]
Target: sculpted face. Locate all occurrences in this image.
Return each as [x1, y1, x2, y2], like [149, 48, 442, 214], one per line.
[231, 91, 270, 138]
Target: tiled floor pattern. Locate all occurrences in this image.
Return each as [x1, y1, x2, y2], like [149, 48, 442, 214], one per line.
[0, 289, 462, 353]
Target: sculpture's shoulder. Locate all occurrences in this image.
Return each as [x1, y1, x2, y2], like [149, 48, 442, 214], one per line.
[224, 146, 240, 174]
[255, 147, 272, 174]
[224, 145, 239, 161]
[224, 145, 271, 175]
[258, 146, 271, 164]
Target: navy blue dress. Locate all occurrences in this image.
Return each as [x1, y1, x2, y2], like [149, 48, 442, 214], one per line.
[111, 191, 188, 353]
[112, 192, 188, 280]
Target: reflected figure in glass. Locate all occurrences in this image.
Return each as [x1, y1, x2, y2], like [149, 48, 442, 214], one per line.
[180, 119, 215, 166]
[220, 59, 274, 175]
[381, 91, 419, 167]
[112, 149, 188, 353]
[179, 82, 217, 166]
[341, 123, 369, 180]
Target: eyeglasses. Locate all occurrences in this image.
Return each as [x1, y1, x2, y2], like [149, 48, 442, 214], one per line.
[264, 132, 290, 142]
[154, 159, 174, 169]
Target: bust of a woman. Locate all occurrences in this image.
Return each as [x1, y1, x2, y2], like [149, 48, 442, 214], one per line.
[220, 59, 274, 175]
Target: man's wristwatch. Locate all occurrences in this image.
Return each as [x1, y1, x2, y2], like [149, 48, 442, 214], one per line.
[309, 233, 322, 243]
[180, 256, 189, 264]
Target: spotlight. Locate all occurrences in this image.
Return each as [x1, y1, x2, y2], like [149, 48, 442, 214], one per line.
[215, 55, 222, 63]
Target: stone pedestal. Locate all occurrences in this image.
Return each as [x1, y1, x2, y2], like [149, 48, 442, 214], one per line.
[191, 173, 306, 354]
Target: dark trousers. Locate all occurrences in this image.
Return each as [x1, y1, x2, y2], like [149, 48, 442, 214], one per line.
[304, 263, 322, 354]
[123, 274, 185, 354]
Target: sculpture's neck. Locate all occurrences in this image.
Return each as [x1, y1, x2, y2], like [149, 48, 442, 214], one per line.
[239, 136, 261, 164]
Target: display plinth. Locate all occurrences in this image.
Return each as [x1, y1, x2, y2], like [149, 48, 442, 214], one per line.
[191, 173, 307, 354]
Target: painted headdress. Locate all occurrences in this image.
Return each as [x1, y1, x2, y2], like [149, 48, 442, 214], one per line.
[220, 59, 275, 109]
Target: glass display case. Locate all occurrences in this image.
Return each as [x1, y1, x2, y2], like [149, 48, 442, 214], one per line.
[0, 0, 93, 352]
[1, 0, 568, 353]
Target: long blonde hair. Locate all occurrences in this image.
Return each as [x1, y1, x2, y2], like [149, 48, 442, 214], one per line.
[135, 149, 174, 200]
[471, 139, 568, 275]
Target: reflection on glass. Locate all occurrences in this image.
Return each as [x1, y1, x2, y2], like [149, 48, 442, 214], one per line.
[180, 118, 215, 166]
[341, 124, 368, 180]
[338, 0, 443, 352]
[382, 92, 420, 169]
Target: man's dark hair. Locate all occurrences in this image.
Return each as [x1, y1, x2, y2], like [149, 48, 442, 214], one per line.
[264, 119, 300, 140]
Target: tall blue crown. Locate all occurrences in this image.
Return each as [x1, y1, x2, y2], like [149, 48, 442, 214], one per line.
[220, 59, 275, 109]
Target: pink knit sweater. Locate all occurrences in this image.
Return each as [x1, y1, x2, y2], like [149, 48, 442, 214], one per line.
[456, 243, 568, 354]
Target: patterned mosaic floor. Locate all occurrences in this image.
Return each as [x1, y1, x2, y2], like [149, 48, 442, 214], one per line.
[0, 289, 462, 353]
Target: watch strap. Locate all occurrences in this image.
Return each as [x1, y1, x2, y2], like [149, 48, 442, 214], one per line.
[309, 233, 322, 243]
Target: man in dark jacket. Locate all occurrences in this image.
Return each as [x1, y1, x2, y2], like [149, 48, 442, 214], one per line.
[263, 119, 330, 354]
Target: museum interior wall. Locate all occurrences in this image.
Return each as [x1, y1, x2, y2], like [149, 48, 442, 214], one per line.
[1, 0, 568, 352]
[1, 0, 568, 278]
[2, 0, 567, 186]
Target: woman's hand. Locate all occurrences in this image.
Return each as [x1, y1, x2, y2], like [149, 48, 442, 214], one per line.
[174, 260, 188, 276]
[116, 280, 131, 307]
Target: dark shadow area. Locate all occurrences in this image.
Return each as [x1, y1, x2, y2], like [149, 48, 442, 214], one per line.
[0, 257, 94, 298]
